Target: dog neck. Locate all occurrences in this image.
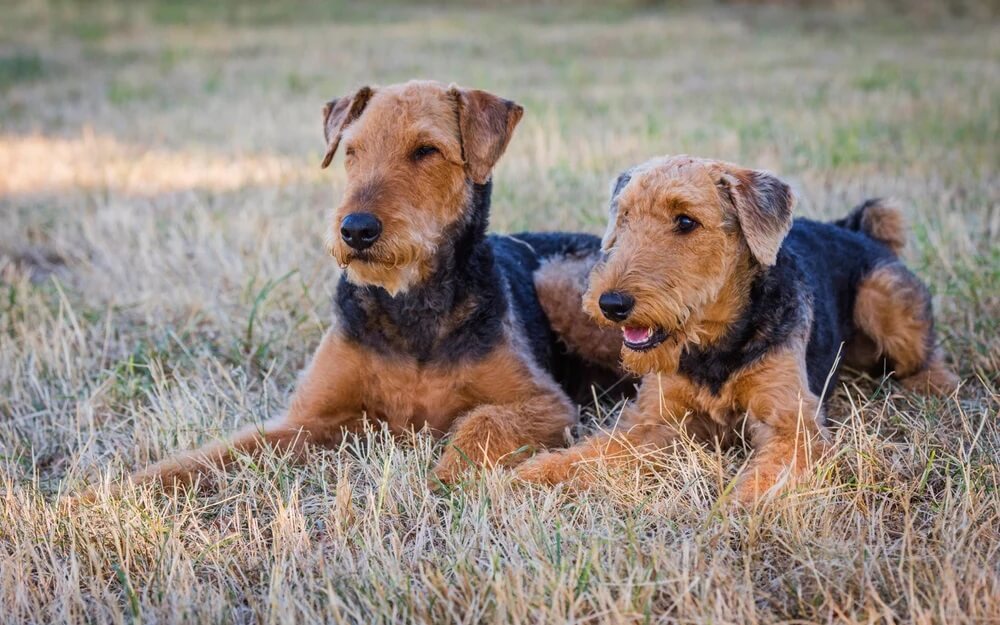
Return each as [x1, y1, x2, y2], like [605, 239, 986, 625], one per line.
[678, 249, 807, 394]
[691, 254, 759, 347]
[334, 181, 508, 364]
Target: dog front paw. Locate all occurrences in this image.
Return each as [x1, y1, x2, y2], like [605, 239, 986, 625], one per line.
[733, 460, 798, 505]
[428, 449, 473, 489]
[515, 451, 581, 485]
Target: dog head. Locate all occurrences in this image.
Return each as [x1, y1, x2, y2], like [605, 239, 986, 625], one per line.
[584, 155, 794, 374]
[320, 80, 523, 295]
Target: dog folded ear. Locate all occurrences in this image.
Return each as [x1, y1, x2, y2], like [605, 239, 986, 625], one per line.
[450, 86, 524, 184]
[717, 167, 794, 266]
[321, 86, 375, 169]
[602, 168, 634, 250]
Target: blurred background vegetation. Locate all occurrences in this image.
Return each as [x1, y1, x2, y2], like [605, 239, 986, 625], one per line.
[0, 2, 997, 622]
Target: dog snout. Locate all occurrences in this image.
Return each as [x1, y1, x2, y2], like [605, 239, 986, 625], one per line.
[340, 212, 383, 251]
[598, 291, 635, 322]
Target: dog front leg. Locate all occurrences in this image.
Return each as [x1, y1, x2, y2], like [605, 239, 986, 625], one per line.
[99, 330, 365, 498]
[515, 373, 711, 487]
[733, 350, 828, 504]
[127, 419, 318, 493]
[430, 388, 575, 486]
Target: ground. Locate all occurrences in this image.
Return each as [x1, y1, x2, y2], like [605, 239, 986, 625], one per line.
[0, 1, 998, 623]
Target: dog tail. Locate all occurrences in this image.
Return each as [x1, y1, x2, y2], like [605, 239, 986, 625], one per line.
[834, 197, 907, 255]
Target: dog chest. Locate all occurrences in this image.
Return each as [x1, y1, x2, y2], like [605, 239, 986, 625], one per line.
[358, 358, 478, 434]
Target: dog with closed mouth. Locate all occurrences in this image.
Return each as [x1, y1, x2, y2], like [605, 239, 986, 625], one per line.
[90, 80, 619, 496]
[518, 155, 959, 502]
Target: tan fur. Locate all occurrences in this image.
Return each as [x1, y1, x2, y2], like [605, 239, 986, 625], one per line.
[520, 345, 826, 502]
[519, 155, 954, 503]
[860, 198, 908, 255]
[534, 255, 623, 371]
[581, 156, 766, 376]
[899, 356, 960, 395]
[728, 346, 827, 501]
[323, 80, 522, 295]
[851, 263, 958, 394]
[119, 327, 575, 494]
[321, 86, 375, 168]
[98, 82, 576, 498]
[451, 87, 525, 185]
[517, 373, 733, 486]
[717, 167, 794, 266]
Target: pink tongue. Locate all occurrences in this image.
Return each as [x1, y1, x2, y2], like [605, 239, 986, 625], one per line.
[622, 327, 652, 344]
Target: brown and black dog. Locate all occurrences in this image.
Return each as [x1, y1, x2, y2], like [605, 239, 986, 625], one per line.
[94, 81, 617, 496]
[518, 155, 958, 502]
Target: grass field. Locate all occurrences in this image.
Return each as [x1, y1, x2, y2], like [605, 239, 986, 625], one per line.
[1, 1, 998, 623]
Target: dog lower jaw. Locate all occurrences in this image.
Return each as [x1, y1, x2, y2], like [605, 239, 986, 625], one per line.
[621, 341, 681, 376]
[621, 326, 669, 351]
[343, 258, 424, 297]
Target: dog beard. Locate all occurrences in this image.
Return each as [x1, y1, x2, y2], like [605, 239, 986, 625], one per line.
[330, 233, 438, 296]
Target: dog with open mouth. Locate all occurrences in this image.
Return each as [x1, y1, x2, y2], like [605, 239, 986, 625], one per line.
[518, 155, 959, 502]
[82, 80, 621, 498]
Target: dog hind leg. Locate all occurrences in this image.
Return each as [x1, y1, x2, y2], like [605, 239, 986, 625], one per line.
[852, 263, 958, 396]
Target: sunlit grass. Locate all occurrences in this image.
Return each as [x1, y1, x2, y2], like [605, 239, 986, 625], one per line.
[0, 1, 997, 623]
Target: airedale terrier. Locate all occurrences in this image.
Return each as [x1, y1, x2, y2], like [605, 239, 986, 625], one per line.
[109, 80, 614, 494]
[518, 155, 958, 502]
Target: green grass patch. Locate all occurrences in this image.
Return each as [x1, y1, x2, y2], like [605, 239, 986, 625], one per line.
[0, 53, 44, 91]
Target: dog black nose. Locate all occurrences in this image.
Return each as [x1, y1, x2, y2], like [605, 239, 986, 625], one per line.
[598, 291, 635, 322]
[340, 212, 382, 250]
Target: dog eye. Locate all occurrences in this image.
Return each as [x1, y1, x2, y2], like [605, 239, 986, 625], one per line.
[412, 145, 439, 160]
[345, 146, 356, 158]
[675, 215, 699, 233]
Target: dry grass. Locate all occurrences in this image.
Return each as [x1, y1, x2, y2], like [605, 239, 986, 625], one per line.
[1, 1, 998, 623]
